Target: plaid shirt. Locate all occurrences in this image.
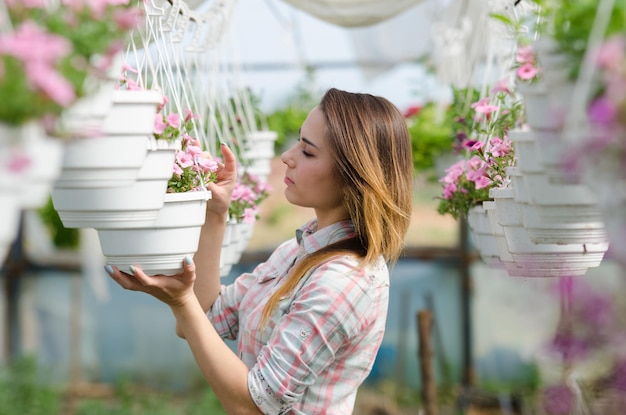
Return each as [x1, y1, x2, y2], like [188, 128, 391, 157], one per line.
[207, 219, 390, 414]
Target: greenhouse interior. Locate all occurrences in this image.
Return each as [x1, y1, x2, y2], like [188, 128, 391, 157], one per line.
[2, 0, 626, 414]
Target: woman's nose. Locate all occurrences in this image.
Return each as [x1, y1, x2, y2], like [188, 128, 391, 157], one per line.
[281, 149, 294, 167]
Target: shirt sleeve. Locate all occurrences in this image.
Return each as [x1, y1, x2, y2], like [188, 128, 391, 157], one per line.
[208, 239, 299, 340]
[247, 256, 379, 413]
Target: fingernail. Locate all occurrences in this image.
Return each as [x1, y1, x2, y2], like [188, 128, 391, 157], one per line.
[184, 255, 193, 265]
[104, 265, 114, 275]
[220, 141, 228, 147]
[128, 266, 135, 275]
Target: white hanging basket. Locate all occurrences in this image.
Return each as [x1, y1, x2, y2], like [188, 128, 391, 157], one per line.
[0, 122, 64, 209]
[0, 177, 21, 265]
[467, 203, 504, 268]
[97, 190, 211, 276]
[490, 187, 608, 277]
[102, 89, 164, 136]
[241, 130, 278, 181]
[54, 135, 149, 189]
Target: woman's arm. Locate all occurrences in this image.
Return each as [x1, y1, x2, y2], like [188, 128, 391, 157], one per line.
[106, 260, 262, 415]
[193, 143, 238, 312]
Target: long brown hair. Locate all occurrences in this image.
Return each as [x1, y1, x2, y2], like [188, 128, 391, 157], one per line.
[260, 88, 413, 325]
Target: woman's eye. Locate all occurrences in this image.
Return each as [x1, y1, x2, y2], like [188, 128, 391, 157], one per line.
[302, 151, 313, 158]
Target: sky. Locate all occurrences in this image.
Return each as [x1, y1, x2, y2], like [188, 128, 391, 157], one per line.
[207, 0, 450, 113]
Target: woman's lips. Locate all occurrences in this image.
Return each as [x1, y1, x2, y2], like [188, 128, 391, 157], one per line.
[284, 176, 294, 185]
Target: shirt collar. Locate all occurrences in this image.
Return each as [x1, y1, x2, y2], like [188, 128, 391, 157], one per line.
[296, 219, 356, 256]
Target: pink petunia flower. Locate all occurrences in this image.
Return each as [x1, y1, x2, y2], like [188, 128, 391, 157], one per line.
[166, 113, 181, 128]
[515, 45, 535, 65]
[154, 114, 166, 134]
[471, 97, 499, 115]
[517, 63, 540, 81]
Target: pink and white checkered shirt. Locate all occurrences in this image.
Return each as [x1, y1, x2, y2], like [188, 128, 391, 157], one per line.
[207, 219, 390, 414]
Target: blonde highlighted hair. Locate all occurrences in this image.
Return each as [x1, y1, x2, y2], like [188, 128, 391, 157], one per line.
[261, 88, 413, 326]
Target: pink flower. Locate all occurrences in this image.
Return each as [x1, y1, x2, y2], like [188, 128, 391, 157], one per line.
[166, 113, 181, 128]
[471, 98, 499, 115]
[0, 21, 71, 64]
[442, 182, 457, 199]
[6, 152, 31, 173]
[26, 62, 75, 105]
[473, 176, 492, 190]
[157, 95, 168, 113]
[517, 63, 540, 81]
[242, 208, 257, 224]
[154, 114, 166, 134]
[490, 77, 512, 95]
[403, 105, 422, 118]
[196, 156, 218, 173]
[488, 137, 512, 157]
[594, 35, 625, 72]
[172, 163, 183, 176]
[515, 45, 535, 65]
[184, 108, 198, 122]
[588, 97, 617, 125]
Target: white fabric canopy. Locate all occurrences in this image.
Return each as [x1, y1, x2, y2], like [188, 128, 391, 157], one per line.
[278, 0, 427, 27]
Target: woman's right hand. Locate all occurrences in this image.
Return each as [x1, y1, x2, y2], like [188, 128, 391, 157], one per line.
[206, 143, 237, 217]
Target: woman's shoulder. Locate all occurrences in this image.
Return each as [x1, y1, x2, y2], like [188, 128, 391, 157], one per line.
[308, 254, 389, 293]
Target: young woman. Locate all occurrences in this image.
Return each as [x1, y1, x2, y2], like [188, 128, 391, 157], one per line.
[106, 88, 414, 414]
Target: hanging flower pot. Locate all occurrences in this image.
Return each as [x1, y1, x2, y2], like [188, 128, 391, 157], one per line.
[507, 166, 607, 246]
[97, 190, 211, 276]
[51, 147, 176, 229]
[241, 130, 278, 181]
[0, 177, 21, 265]
[491, 187, 608, 277]
[54, 135, 150, 189]
[0, 122, 64, 209]
[219, 220, 238, 277]
[102, 89, 164, 136]
[467, 203, 504, 268]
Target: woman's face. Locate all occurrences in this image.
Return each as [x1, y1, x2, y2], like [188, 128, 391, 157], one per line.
[280, 106, 348, 227]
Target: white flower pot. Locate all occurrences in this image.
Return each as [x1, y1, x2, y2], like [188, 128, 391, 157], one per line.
[0, 122, 64, 209]
[0, 178, 21, 265]
[51, 148, 175, 229]
[55, 136, 150, 188]
[102, 90, 163, 136]
[241, 130, 278, 181]
[491, 187, 608, 277]
[97, 190, 211, 276]
[508, 130, 542, 174]
[219, 220, 238, 277]
[467, 203, 503, 268]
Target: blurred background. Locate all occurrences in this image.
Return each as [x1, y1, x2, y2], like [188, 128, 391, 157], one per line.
[2, 0, 626, 414]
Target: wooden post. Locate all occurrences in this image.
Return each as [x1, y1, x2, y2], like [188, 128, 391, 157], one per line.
[417, 309, 438, 415]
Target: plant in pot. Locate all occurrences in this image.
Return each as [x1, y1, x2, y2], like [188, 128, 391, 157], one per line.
[437, 80, 523, 220]
[96, 105, 220, 276]
[220, 171, 273, 276]
[0, 0, 142, 262]
[406, 87, 483, 180]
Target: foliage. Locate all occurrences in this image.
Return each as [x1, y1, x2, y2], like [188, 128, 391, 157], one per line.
[405, 103, 453, 173]
[0, 356, 227, 415]
[406, 87, 483, 177]
[38, 196, 80, 249]
[0, 0, 142, 125]
[228, 172, 272, 224]
[549, 0, 626, 80]
[436, 80, 523, 220]
[0, 356, 61, 415]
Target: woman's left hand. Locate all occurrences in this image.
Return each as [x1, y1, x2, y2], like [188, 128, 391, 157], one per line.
[105, 256, 197, 308]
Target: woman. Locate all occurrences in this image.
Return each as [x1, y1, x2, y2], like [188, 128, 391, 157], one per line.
[106, 88, 413, 414]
